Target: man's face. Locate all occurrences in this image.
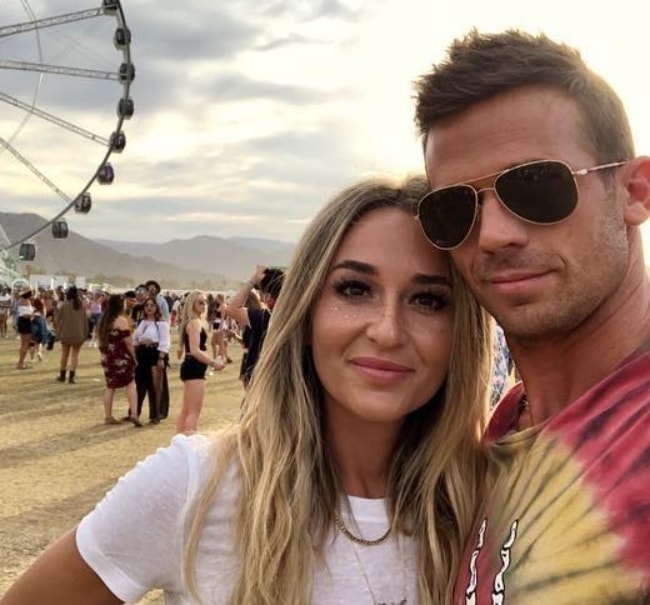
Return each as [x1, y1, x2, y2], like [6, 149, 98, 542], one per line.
[424, 86, 629, 340]
[148, 285, 157, 297]
[136, 288, 147, 302]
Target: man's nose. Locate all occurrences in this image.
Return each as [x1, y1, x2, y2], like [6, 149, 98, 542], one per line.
[473, 188, 529, 251]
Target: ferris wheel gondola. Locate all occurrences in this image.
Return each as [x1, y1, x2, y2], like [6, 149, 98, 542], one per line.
[0, 0, 135, 258]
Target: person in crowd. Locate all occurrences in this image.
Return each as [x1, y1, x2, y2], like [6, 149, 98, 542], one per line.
[145, 279, 170, 321]
[489, 322, 512, 409]
[236, 289, 262, 386]
[29, 298, 48, 363]
[133, 296, 170, 425]
[0, 284, 12, 338]
[224, 265, 285, 388]
[170, 294, 182, 328]
[15, 288, 34, 370]
[0, 175, 493, 605]
[414, 29, 650, 603]
[121, 290, 137, 330]
[130, 285, 148, 327]
[96, 294, 141, 427]
[87, 291, 104, 349]
[54, 286, 88, 384]
[176, 290, 225, 434]
[43, 291, 58, 351]
[209, 293, 230, 368]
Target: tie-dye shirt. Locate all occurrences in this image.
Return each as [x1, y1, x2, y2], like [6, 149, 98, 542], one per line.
[455, 346, 650, 605]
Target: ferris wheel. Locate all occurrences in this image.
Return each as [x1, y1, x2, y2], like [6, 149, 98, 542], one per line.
[0, 0, 134, 261]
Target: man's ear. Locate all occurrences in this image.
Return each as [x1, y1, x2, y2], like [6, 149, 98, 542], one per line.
[623, 156, 650, 226]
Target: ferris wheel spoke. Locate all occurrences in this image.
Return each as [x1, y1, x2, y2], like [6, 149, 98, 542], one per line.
[0, 59, 119, 81]
[0, 135, 72, 204]
[0, 91, 109, 145]
[0, 8, 104, 39]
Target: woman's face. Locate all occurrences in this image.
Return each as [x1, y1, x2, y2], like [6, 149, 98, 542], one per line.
[194, 295, 207, 316]
[144, 299, 157, 318]
[310, 207, 454, 430]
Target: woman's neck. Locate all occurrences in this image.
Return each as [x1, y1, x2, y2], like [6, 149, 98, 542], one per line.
[325, 410, 401, 498]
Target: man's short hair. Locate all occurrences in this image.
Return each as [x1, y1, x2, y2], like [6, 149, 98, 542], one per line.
[414, 29, 634, 165]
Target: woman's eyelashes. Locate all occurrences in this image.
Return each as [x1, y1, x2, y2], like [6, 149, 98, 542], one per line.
[410, 290, 451, 313]
[332, 278, 370, 299]
[331, 276, 452, 312]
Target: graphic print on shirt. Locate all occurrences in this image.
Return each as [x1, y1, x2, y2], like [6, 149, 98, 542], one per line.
[464, 518, 519, 605]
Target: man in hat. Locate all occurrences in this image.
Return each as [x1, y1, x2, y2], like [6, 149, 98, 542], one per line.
[145, 279, 169, 321]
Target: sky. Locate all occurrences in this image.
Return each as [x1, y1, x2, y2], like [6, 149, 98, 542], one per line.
[1, 0, 649, 262]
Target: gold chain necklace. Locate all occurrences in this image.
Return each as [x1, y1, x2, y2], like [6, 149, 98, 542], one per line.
[334, 513, 392, 547]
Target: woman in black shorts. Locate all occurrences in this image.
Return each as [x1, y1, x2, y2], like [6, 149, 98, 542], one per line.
[176, 291, 224, 433]
[15, 289, 34, 370]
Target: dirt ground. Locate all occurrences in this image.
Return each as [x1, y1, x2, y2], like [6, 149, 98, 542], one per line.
[0, 332, 244, 603]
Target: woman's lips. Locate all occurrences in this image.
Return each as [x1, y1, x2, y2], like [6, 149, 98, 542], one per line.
[349, 357, 411, 383]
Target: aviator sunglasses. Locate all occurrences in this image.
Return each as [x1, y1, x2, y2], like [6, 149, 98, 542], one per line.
[416, 159, 627, 250]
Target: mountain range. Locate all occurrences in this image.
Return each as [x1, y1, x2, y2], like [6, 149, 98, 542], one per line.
[0, 212, 295, 290]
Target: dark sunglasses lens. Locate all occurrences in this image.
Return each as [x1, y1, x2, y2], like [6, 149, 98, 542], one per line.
[419, 186, 477, 249]
[496, 161, 577, 223]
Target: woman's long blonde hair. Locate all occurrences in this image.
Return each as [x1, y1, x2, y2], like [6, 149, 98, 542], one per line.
[185, 176, 492, 604]
[179, 290, 206, 338]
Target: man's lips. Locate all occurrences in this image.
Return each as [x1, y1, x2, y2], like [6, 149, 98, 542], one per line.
[488, 269, 550, 284]
[480, 268, 553, 297]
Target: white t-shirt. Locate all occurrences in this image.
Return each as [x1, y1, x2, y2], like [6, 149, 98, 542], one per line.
[77, 435, 418, 604]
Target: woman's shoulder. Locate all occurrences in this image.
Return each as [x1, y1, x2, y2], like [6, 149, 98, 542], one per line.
[187, 317, 203, 330]
[75, 434, 226, 602]
[113, 315, 129, 330]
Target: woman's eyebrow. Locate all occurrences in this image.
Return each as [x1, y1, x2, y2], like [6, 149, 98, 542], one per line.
[331, 259, 451, 286]
[331, 259, 376, 274]
[413, 274, 452, 287]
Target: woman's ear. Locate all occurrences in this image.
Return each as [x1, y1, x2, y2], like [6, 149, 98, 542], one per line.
[623, 156, 650, 226]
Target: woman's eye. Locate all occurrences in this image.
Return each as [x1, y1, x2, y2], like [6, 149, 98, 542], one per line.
[412, 291, 451, 312]
[333, 279, 369, 298]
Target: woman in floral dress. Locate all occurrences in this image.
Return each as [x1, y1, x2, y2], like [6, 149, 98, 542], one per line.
[97, 294, 142, 427]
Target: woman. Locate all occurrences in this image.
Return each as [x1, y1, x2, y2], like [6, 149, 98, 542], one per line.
[15, 289, 34, 370]
[176, 291, 225, 433]
[54, 286, 88, 384]
[133, 296, 171, 424]
[1, 176, 492, 605]
[29, 298, 48, 363]
[209, 292, 228, 365]
[88, 291, 104, 349]
[97, 294, 141, 427]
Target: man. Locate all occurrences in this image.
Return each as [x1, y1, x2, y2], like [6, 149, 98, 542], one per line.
[122, 290, 137, 330]
[225, 265, 284, 388]
[145, 279, 169, 321]
[414, 30, 649, 604]
[130, 284, 148, 327]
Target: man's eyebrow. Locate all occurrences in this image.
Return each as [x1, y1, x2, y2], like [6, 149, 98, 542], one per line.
[331, 259, 452, 286]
